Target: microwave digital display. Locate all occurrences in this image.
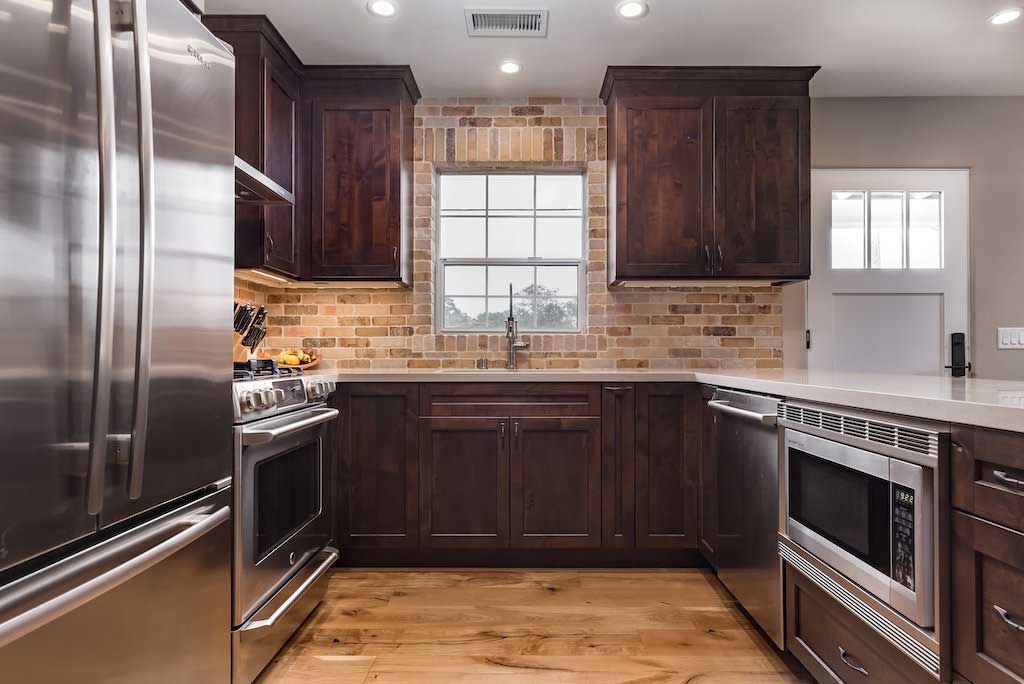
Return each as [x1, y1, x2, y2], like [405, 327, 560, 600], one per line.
[892, 485, 916, 591]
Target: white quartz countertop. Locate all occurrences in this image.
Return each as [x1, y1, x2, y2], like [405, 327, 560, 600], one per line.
[304, 367, 1024, 433]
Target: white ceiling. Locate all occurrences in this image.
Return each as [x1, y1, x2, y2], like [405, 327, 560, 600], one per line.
[203, 0, 1024, 98]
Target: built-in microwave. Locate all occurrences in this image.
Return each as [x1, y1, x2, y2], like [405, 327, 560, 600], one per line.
[780, 406, 942, 630]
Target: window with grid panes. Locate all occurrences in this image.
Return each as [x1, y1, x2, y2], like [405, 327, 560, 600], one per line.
[436, 174, 585, 332]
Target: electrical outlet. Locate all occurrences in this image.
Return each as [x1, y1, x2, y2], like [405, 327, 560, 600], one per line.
[998, 327, 1024, 349]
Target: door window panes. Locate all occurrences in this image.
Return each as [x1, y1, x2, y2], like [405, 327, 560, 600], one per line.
[830, 190, 943, 270]
[438, 174, 585, 332]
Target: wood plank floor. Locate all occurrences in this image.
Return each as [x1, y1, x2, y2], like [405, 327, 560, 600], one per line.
[256, 568, 812, 684]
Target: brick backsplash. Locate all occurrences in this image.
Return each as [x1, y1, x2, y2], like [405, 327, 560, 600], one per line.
[233, 97, 784, 371]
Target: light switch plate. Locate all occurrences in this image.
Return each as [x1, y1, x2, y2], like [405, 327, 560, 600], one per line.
[998, 327, 1024, 349]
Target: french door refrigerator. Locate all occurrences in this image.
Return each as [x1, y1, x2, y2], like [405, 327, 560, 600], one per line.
[0, 0, 235, 680]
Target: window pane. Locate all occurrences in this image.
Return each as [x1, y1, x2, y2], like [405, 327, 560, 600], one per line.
[537, 265, 578, 297]
[440, 175, 485, 210]
[536, 175, 582, 209]
[487, 265, 534, 297]
[908, 192, 942, 269]
[444, 265, 485, 296]
[831, 192, 865, 269]
[870, 192, 904, 269]
[488, 217, 533, 258]
[444, 297, 488, 330]
[440, 216, 485, 258]
[536, 217, 582, 258]
[486, 297, 535, 329]
[536, 298, 578, 330]
[488, 175, 533, 211]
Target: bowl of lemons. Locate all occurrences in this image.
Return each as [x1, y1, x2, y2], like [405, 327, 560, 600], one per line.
[276, 348, 319, 369]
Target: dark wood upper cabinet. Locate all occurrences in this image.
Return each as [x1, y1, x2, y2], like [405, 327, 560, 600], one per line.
[336, 384, 418, 549]
[203, 17, 419, 283]
[601, 66, 818, 285]
[419, 417, 509, 549]
[635, 384, 700, 549]
[611, 97, 713, 279]
[714, 96, 809, 278]
[203, 15, 303, 278]
[510, 417, 602, 549]
[306, 70, 417, 284]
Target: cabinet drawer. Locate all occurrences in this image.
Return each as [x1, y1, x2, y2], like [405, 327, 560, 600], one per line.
[953, 425, 1024, 533]
[785, 566, 933, 684]
[952, 511, 1024, 684]
[420, 383, 601, 417]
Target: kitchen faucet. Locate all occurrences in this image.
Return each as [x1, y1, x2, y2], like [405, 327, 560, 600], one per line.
[504, 284, 529, 370]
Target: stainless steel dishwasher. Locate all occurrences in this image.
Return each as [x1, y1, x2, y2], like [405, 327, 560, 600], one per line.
[708, 388, 784, 648]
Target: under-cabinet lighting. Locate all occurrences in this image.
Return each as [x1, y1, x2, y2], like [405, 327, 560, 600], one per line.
[989, 7, 1022, 24]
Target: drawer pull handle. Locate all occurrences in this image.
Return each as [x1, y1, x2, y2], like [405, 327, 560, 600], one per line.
[838, 646, 869, 677]
[993, 470, 1024, 490]
[994, 605, 1024, 632]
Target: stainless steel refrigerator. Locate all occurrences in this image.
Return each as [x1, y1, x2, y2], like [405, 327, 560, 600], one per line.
[0, 0, 235, 680]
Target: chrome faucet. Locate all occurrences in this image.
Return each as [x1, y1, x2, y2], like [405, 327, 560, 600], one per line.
[504, 284, 529, 370]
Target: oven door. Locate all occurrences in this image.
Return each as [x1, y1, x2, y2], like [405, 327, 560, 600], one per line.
[233, 406, 337, 626]
[784, 429, 934, 627]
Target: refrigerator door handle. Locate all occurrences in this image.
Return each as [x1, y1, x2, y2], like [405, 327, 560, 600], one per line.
[86, 0, 119, 516]
[0, 505, 229, 650]
[127, 0, 156, 501]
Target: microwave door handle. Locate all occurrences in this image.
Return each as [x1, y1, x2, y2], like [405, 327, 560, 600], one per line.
[127, 0, 155, 501]
[241, 408, 340, 446]
[86, 0, 119, 515]
[707, 400, 777, 426]
[238, 548, 339, 632]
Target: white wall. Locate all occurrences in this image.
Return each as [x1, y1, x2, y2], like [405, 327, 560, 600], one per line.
[788, 97, 1024, 380]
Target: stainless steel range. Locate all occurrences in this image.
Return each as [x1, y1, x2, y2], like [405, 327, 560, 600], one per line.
[231, 360, 339, 684]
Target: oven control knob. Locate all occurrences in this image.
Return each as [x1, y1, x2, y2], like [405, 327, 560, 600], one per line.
[258, 388, 278, 408]
[307, 380, 326, 399]
[239, 390, 260, 412]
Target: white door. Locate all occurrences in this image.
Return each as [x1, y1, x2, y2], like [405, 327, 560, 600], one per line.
[807, 169, 970, 375]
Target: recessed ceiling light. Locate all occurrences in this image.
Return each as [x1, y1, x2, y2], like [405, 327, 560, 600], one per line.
[989, 7, 1022, 24]
[616, 0, 648, 19]
[499, 60, 521, 75]
[367, 0, 399, 18]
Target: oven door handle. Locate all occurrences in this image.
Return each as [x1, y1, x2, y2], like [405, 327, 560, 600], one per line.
[238, 547, 339, 632]
[708, 400, 777, 426]
[241, 408, 339, 446]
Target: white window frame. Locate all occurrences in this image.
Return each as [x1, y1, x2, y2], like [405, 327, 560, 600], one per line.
[435, 171, 587, 334]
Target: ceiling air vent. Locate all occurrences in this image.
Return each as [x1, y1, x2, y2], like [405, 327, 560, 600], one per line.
[465, 9, 549, 37]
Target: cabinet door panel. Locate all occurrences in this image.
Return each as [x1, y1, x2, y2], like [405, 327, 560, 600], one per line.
[510, 418, 601, 549]
[953, 511, 1024, 684]
[337, 384, 418, 548]
[714, 96, 809, 278]
[312, 100, 401, 279]
[635, 384, 699, 549]
[602, 386, 636, 548]
[699, 386, 718, 565]
[614, 96, 713, 280]
[420, 418, 509, 548]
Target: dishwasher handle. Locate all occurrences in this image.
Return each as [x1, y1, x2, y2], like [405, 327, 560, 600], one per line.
[707, 399, 777, 426]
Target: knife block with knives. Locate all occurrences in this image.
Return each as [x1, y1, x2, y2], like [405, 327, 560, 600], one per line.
[232, 302, 268, 362]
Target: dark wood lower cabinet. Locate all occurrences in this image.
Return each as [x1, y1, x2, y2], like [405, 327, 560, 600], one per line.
[510, 418, 601, 549]
[953, 511, 1024, 684]
[419, 417, 509, 549]
[601, 385, 636, 548]
[786, 566, 933, 684]
[699, 385, 718, 566]
[635, 384, 699, 549]
[336, 383, 418, 548]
